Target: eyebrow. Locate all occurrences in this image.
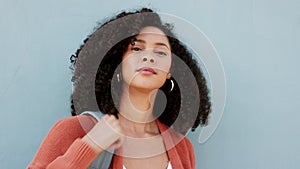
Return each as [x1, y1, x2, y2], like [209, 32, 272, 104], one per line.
[134, 39, 170, 50]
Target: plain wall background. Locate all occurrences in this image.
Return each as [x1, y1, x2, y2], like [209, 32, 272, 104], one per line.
[1, 0, 299, 168]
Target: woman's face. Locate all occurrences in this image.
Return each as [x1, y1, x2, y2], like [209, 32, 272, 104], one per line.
[122, 26, 172, 91]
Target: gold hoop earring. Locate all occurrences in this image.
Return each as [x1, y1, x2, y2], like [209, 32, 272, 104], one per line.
[117, 73, 122, 82]
[169, 79, 174, 93]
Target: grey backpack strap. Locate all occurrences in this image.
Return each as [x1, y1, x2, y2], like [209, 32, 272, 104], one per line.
[88, 150, 114, 169]
[81, 111, 104, 121]
[80, 111, 114, 169]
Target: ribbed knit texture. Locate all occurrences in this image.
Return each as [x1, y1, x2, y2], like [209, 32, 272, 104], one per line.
[28, 115, 195, 169]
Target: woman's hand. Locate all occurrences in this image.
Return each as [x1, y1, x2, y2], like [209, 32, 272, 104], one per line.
[82, 114, 124, 153]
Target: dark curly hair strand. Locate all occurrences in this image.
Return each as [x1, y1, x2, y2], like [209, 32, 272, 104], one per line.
[70, 8, 211, 134]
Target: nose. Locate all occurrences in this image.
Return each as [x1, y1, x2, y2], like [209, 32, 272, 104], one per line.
[141, 54, 155, 64]
[142, 57, 155, 63]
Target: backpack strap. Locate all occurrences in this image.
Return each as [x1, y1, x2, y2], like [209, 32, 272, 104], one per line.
[81, 111, 104, 122]
[80, 111, 114, 169]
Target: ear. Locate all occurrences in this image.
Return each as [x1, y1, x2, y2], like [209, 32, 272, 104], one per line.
[166, 72, 171, 79]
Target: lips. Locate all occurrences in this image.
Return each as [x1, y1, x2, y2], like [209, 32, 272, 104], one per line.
[137, 67, 157, 75]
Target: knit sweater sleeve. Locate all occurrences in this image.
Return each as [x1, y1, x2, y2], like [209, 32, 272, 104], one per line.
[184, 138, 196, 169]
[27, 116, 98, 169]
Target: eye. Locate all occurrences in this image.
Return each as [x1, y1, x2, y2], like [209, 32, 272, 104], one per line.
[155, 50, 167, 56]
[131, 47, 143, 52]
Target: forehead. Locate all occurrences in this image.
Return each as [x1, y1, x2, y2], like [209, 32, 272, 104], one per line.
[139, 26, 166, 35]
[134, 26, 170, 47]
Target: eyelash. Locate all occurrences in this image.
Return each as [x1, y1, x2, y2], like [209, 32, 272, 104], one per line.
[155, 51, 167, 56]
[131, 47, 167, 56]
[131, 47, 143, 51]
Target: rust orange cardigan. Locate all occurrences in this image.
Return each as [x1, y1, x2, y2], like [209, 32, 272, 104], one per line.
[28, 115, 196, 169]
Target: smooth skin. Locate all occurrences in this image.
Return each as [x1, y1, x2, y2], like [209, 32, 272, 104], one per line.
[82, 26, 172, 169]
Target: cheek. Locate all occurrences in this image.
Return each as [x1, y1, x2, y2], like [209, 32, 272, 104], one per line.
[157, 57, 172, 73]
[121, 56, 137, 82]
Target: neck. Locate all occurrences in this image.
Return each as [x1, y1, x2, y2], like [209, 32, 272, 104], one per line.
[118, 83, 159, 136]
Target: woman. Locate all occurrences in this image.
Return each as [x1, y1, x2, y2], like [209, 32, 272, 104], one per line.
[28, 8, 211, 169]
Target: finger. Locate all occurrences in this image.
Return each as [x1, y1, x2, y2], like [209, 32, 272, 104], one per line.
[104, 115, 117, 124]
[102, 114, 110, 121]
[108, 137, 124, 150]
[111, 119, 120, 127]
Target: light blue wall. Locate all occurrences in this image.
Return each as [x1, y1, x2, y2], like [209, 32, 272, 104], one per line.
[1, 0, 299, 168]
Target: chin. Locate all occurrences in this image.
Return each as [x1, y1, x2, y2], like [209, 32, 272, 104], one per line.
[126, 77, 164, 89]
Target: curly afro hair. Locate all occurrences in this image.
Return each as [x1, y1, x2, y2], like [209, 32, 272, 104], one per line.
[69, 8, 211, 134]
